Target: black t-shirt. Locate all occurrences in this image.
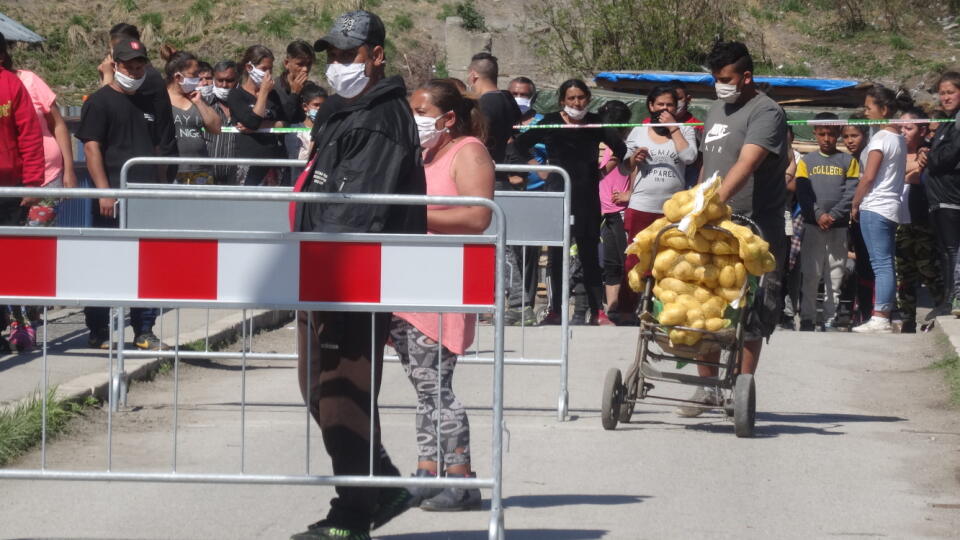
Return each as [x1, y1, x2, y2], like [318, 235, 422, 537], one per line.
[76, 84, 173, 187]
[479, 90, 521, 180]
[226, 87, 289, 160]
[142, 65, 177, 158]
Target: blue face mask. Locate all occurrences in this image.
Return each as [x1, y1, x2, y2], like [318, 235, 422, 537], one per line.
[306, 109, 318, 121]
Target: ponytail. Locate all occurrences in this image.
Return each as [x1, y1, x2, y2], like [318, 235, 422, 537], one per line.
[422, 79, 488, 142]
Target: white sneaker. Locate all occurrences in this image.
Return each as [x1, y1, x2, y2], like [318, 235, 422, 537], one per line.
[675, 386, 720, 417]
[852, 316, 892, 334]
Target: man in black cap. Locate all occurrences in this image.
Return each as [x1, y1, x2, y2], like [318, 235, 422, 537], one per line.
[75, 38, 173, 352]
[291, 10, 426, 540]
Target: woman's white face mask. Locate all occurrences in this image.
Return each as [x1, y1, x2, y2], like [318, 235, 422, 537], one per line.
[247, 63, 268, 87]
[415, 113, 448, 149]
[178, 73, 200, 94]
[564, 105, 587, 121]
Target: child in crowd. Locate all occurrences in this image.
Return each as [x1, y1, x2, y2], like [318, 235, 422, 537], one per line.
[796, 112, 859, 331]
[597, 100, 633, 323]
[780, 126, 805, 330]
[851, 87, 911, 334]
[840, 115, 874, 325]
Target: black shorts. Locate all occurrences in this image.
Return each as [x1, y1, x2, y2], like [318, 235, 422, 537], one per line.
[743, 213, 787, 342]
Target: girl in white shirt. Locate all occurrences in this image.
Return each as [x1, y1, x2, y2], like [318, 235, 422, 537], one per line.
[851, 87, 911, 333]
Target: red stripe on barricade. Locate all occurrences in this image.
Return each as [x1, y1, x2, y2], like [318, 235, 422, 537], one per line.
[462, 244, 495, 306]
[0, 236, 56, 297]
[299, 242, 381, 303]
[138, 239, 219, 299]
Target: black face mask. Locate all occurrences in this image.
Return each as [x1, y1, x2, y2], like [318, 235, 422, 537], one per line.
[650, 110, 670, 137]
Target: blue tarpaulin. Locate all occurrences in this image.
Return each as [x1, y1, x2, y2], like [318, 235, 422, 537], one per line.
[595, 71, 858, 92]
[0, 12, 44, 43]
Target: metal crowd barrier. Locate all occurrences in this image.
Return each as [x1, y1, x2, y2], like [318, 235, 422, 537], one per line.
[116, 158, 574, 421]
[0, 182, 509, 540]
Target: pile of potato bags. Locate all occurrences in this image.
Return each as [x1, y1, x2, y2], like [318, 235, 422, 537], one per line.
[625, 175, 776, 346]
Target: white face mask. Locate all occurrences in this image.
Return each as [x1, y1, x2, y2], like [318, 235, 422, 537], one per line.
[415, 114, 447, 149]
[114, 69, 145, 93]
[199, 84, 215, 103]
[676, 100, 687, 115]
[179, 74, 200, 94]
[247, 63, 268, 87]
[515, 96, 532, 115]
[326, 63, 370, 99]
[564, 105, 587, 121]
[212, 86, 232, 101]
[715, 82, 741, 104]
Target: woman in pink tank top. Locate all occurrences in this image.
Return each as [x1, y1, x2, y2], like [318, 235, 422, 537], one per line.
[391, 80, 494, 511]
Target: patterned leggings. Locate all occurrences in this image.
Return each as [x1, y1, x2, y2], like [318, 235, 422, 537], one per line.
[389, 317, 470, 467]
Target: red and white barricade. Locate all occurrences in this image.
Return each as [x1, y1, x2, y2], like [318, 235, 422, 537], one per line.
[0, 184, 508, 540]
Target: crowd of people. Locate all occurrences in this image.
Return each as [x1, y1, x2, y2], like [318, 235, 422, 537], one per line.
[3, 7, 960, 539]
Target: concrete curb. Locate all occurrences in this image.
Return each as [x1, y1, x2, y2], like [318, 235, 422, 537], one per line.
[52, 309, 296, 406]
[935, 314, 960, 359]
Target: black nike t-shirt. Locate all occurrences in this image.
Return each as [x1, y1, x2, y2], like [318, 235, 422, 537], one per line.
[76, 84, 173, 187]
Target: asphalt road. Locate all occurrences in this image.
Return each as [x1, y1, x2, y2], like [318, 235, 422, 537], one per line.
[1, 322, 959, 539]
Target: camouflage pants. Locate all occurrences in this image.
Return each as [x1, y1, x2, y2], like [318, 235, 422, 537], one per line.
[895, 223, 945, 323]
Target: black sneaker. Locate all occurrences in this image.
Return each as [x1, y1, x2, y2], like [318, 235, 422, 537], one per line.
[419, 473, 482, 512]
[779, 317, 795, 331]
[370, 486, 414, 530]
[799, 320, 815, 332]
[88, 332, 110, 350]
[133, 331, 162, 350]
[290, 520, 370, 540]
[0, 336, 11, 355]
[900, 320, 917, 334]
[571, 313, 587, 326]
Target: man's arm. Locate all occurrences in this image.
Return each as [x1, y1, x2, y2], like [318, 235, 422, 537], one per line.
[716, 143, 769, 203]
[83, 140, 117, 218]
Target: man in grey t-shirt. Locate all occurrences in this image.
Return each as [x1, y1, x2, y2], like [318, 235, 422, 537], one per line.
[677, 41, 789, 418]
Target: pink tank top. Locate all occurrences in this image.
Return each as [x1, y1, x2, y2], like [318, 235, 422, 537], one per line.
[396, 137, 485, 354]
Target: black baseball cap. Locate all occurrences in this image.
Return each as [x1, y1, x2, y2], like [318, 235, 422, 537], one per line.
[314, 10, 386, 52]
[113, 38, 148, 62]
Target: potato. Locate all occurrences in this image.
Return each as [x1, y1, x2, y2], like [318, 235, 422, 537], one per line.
[689, 319, 706, 330]
[700, 228, 721, 241]
[658, 290, 678, 304]
[701, 297, 725, 319]
[715, 286, 744, 303]
[664, 235, 690, 251]
[654, 248, 681, 273]
[671, 260, 696, 282]
[705, 318, 728, 332]
[676, 294, 700, 311]
[689, 233, 712, 253]
[660, 277, 697, 295]
[734, 262, 747, 286]
[710, 238, 738, 255]
[663, 199, 685, 222]
[684, 251, 711, 266]
[627, 265, 644, 292]
[692, 285, 714, 304]
[718, 265, 737, 288]
[694, 264, 719, 288]
[659, 302, 687, 326]
[686, 308, 704, 323]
